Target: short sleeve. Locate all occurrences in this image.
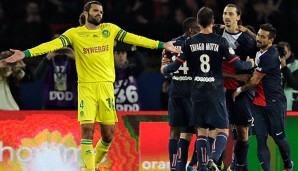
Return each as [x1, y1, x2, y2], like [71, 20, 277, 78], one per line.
[255, 54, 274, 75]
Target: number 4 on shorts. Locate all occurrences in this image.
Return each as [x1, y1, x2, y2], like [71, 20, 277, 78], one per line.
[80, 100, 84, 109]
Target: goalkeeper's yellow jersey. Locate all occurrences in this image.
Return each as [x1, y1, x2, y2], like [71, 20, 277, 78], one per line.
[24, 23, 163, 83]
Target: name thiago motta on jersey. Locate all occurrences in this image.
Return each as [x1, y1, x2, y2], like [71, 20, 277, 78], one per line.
[190, 43, 219, 52]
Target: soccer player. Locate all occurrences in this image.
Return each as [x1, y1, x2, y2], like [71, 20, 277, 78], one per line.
[161, 7, 254, 171]
[221, 4, 257, 171]
[162, 17, 200, 171]
[5, 1, 181, 171]
[233, 23, 294, 171]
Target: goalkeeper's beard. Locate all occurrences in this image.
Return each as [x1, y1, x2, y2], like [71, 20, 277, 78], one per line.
[88, 13, 101, 26]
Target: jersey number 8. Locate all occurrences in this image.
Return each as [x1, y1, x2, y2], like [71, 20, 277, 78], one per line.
[200, 54, 210, 73]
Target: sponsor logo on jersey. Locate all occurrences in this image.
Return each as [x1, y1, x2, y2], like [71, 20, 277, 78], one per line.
[194, 76, 215, 82]
[78, 33, 89, 37]
[83, 45, 109, 54]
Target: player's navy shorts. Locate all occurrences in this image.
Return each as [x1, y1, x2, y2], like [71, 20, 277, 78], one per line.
[190, 100, 229, 129]
[181, 126, 196, 134]
[252, 101, 286, 139]
[168, 97, 192, 127]
[225, 89, 253, 125]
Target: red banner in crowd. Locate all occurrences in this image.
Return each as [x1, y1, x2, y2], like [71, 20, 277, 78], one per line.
[0, 111, 141, 171]
[0, 111, 297, 171]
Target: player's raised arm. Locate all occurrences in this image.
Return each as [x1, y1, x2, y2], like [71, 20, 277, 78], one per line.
[221, 38, 254, 70]
[229, 56, 254, 70]
[5, 35, 66, 63]
[114, 27, 183, 54]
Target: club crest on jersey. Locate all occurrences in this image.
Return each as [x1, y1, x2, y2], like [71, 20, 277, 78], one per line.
[229, 47, 235, 55]
[102, 30, 110, 38]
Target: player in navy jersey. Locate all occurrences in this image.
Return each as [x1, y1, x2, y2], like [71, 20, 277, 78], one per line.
[162, 17, 200, 171]
[233, 23, 293, 171]
[218, 4, 258, 171]
[161, 7, 254, 171]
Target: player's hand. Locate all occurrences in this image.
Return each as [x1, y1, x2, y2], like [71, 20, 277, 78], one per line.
[162, 49, 172, 58]
[246, 56, 255, 68]
[163, 41, 183, 54]
[232, 91, 240, 102]
[161, 49, 166, 57]
[161, 57, 171, 65]
[234, 74, 251, 82]
[5, 49, 25, 63]
[238, 25, 248, 32]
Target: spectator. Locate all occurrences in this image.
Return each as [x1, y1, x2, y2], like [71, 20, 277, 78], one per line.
[42, 0, 83, 34]
[14, 1, 52, 50]
[174, 7, 191, 27]
[252, 0, 282, 25]
[152, 2, 179, 41]
[13, 1, 52, 74]
[279, 41, 298, 111]
[34, 35, 77, 110]
[0, 4, 14, 52]
[114, 41, 145, 111]
[185, 0, 200, 17]
[0, 51, 26, 110]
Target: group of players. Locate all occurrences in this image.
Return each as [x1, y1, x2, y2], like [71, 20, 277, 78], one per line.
[161, 4, 293, 171]
[3, 1, 294, 171]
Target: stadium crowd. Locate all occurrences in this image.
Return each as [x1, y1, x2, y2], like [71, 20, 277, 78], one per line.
[0, 0, 298, 111]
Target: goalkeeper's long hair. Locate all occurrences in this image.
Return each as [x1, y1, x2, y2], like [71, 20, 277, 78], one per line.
[79, 13, 86, 26]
